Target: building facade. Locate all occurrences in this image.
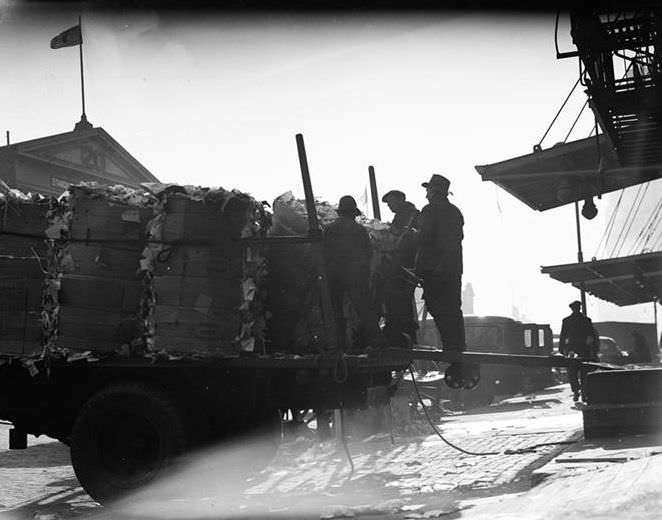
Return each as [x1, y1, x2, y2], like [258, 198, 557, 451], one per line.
[0, 118, 159, 196]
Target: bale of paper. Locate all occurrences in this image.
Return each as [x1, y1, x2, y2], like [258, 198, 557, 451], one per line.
[264, 192, 396, 354]
[140, 184, 269, 357]
[0, 186, 50, 357]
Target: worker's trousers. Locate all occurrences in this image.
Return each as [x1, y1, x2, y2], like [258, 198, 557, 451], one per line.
[383, 275, 418, 348]
[328, 264, 383, 350]
[420, 269, 465, 351]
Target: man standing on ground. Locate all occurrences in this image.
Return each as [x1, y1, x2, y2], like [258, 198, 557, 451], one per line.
[416, 174, 466, 352]
[559, 300, 599, 402]
[324, 195, 384, 350]
[381, 189, 419, 348]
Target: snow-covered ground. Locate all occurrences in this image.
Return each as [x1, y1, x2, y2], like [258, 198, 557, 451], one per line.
[6, 384, 655, 520]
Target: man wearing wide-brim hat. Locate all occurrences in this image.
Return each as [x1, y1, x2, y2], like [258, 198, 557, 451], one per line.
[416, 174, 466, 351]
[323, 195, 385, 350]
[559, 300, 599, 402]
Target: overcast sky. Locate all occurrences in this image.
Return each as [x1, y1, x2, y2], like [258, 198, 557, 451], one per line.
[1, 3, 658, 332]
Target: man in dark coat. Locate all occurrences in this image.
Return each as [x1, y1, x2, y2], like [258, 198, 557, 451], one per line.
[381, 190, 419, 348]
[324, 195, 384, 350]
[416, 174, 466, 351]
[559, 300, 599, 401]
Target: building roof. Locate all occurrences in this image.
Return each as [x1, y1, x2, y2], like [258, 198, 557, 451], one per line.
[541, 251, 662, 306]
[0, 118, 159, 193]
[474, 135, 662, 212]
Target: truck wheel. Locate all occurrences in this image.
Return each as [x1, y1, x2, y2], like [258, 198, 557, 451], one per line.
[70, 382, 187, 504]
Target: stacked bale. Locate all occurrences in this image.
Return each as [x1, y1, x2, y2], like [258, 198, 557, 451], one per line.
[265, 192, 396, 354]
[141, 186, 268, 356]
[0, 191, 50, 356]
[56, 185, 156, 352]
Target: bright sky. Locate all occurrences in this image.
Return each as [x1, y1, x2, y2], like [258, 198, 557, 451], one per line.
[1, 3, 658, 332]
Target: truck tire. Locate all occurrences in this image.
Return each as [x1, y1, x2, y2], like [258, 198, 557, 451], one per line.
[70, 382, 187, 504]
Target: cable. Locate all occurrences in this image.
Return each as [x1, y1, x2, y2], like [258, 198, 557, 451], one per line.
[614, 183, 649, 256]
[628, 197, 662, 255]
[536, 77, 581, 150]
[608, 184, 644, 258]
[640, 200, 662, 252]
[563, 98, 590, 143]
[408, 366, 581, 457]
[613, 183, 649, 257]
[339, 407, 355, 478]
[408, 365, 499, 456]
[594, 189, 624, 258]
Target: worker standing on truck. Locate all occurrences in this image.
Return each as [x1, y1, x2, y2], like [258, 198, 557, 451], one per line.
[381, 189, 419, 348]
[559, 300, 599, 402]
[324, 195, 384, 350]
[416, 174, 466, 352]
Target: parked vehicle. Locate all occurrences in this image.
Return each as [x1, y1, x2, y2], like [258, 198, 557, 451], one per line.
[0, 177, 404, 504]
[417, 315, 554, 409]
[597, 336, 629, 365]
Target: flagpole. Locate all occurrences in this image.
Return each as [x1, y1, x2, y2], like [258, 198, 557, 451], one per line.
[78, 15, 86, 119]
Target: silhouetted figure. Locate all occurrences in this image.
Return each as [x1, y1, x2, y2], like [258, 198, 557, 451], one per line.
[629, 330, 651, 363]
[324, 195, 384, 350]
[381, 189, 419, 348]
[416, 174, 465, 351]
[559, 300, 598, 402]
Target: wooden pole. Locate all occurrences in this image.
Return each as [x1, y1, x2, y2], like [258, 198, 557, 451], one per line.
[574, 201, 587, 313]
[296, 134, 318, 233]
[78, 15, 86, 118]
[368, 165, 381, 220]
[295, 134, 338, 350]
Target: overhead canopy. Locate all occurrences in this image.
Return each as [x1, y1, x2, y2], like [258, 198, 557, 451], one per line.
[475, 135, 662, 211]
[541, 251, 662, 306]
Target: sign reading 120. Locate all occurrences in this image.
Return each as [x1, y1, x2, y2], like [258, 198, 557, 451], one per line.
[80, 145, 106, 172]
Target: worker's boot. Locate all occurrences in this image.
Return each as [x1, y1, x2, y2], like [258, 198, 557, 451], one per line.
[444, 363, 464, 389]
[461, 363, 481, 390]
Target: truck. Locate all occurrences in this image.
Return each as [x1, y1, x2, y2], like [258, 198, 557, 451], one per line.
[416, 315, 554, 409]
[0, 137, 407, 503]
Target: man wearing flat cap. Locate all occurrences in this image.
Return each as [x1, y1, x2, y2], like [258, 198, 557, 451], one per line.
[416, 174, 466, 351]
[559, 300, 599, 401]
[324, 195, 384, 350]
[381, 190, 419, 347]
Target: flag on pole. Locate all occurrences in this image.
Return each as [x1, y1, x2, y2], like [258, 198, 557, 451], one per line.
[50, 24, 82, 49]
[359, 184, 369, 216]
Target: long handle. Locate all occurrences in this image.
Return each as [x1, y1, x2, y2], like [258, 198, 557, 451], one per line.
[296, 134, 320, 234]
[368, 165, 381, 220]
[295, 134, 338, 350]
